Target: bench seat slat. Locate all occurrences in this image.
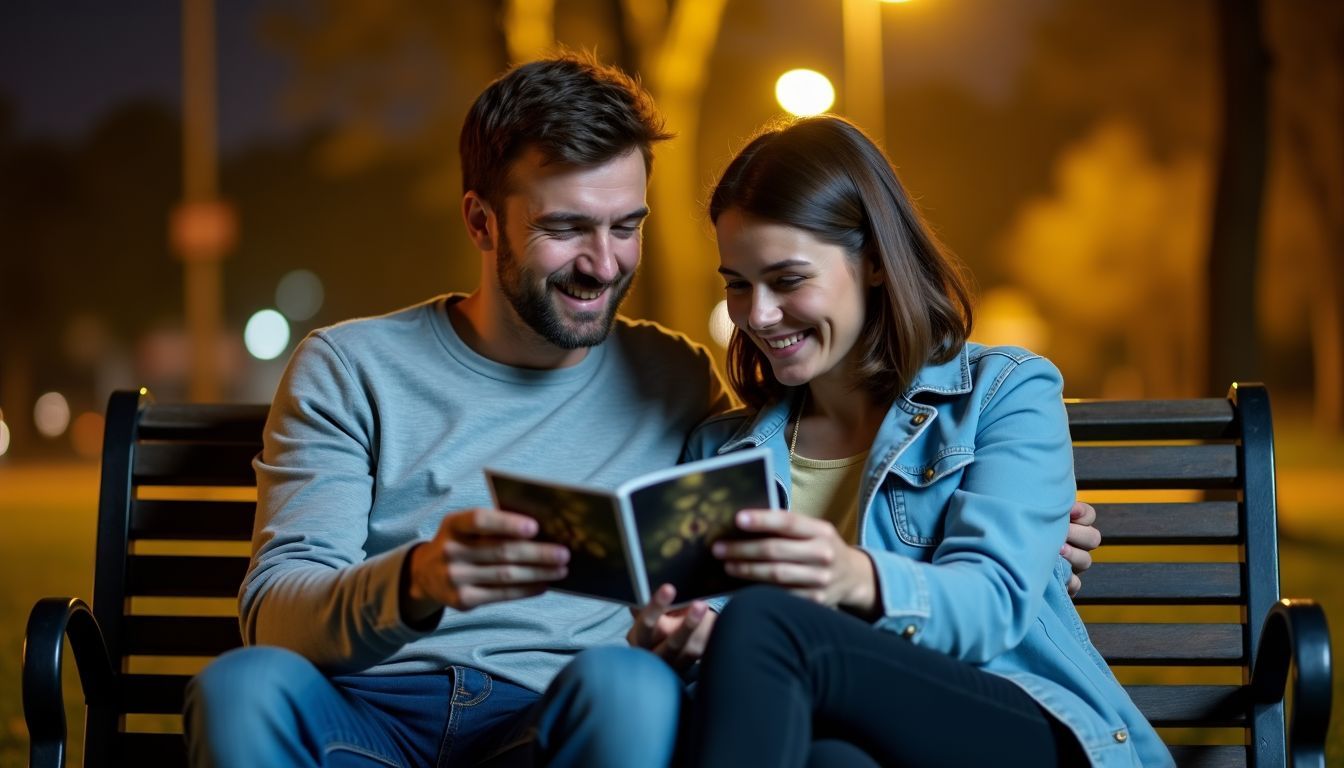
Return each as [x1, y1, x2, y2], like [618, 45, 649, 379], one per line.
[127, 555, 250, 597]
[131, 500, 257, 541]
[1088, 623, 1244, 664]
[1125, 685, 1249, 727]
[1073, 563, 1242, 604]
[124, 616, 242, 656]
[1074, 445, 1239, 489]
[1092, 502, 1240, 544]
[1066, 399, 1235, 441]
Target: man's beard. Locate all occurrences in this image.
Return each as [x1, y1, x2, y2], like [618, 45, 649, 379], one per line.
[495, 235, 634, 349]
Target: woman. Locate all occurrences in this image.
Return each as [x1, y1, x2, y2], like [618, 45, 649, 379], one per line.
[681, 116, 1170, 767]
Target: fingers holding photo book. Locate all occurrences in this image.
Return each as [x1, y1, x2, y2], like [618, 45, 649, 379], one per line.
[486, 448, 778, 606]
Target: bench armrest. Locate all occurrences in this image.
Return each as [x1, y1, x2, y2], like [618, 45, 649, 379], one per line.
[23, 597, 118, 768]
[1251, 598, 1332, 768]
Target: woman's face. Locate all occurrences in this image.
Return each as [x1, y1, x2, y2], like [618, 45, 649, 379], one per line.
[716, 208, 878, 388]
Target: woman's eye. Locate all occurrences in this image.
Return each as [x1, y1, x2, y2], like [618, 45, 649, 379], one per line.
[723, 281, 749, 293]
[777, 276, 806, 289]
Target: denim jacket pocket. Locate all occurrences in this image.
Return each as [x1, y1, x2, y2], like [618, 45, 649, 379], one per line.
[886, 449, 973, 547]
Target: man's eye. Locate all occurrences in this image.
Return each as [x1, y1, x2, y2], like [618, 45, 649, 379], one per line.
[612, 225, 640, 239]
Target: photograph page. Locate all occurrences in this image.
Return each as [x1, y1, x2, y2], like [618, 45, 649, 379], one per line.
[623, 447, 778, 602]
[487, 473, 640, 604]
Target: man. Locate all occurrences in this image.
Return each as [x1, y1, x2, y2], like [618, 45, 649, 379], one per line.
[185, 52, 1099, 767]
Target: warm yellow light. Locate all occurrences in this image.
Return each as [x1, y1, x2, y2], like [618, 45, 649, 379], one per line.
[775, 69, 835, 117]
[880, 0, 914, 4]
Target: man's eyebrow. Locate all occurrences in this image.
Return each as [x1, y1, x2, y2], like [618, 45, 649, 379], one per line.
[532, 207, 650, 227]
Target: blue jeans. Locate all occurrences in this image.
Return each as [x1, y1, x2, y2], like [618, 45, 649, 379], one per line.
[184, 645, 684, 767]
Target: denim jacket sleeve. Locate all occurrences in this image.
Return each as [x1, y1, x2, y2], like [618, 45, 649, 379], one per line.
[867, 355, 1075, 663]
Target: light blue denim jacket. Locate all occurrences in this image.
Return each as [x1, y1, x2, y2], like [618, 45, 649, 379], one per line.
[685, 343, 1172, 768]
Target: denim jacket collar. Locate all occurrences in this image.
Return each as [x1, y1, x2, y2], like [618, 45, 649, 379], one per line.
[717, 345, 973, 454]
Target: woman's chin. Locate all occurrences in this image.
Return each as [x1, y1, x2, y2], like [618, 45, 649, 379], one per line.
[770, 365, 814, 388]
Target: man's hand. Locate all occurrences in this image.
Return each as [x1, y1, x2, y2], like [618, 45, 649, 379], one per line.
[714, 510, 876, 614]
[402, 508, 569, 621]
[627, 584, 715, 672]
[1061, 501, 1101, 597]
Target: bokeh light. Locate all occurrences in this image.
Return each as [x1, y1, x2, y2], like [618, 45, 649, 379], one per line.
[775, 69, 835, 117]
[244, 309, 291, 361]
[0, 419, 10, 457]
[972, 286, 1051, 352]
[276, 269, 324, 322]
[709, 300, 735, 348]
[34, 391, 71, 438]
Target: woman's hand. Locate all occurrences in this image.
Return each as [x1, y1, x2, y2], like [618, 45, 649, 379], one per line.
[627, 584, 716, 672]
[714, 510, 877, 614]
[1061, 501, 1101, 597]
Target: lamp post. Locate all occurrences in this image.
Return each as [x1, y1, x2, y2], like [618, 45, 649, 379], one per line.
[841, 0, 885, 138]
[841, 0, 911, 139]
[173, 0, 235, 402]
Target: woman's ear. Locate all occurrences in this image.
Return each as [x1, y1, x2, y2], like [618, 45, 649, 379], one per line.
[865, 257, 885, 287]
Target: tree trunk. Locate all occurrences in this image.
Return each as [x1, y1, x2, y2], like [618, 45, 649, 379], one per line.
[1205, 0, 1269, 396]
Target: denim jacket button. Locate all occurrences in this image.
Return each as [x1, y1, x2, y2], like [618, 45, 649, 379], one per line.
[1113, 730, 1128, 743]
[901, 624, 917, 639]
[922, 467, 935, 481]
[911, 413, 927, 425]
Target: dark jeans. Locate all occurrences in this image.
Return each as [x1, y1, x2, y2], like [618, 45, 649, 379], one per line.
[690, 586, 1087, 768]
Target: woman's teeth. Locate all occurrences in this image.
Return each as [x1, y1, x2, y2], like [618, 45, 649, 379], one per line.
[767, 332, 806, 349]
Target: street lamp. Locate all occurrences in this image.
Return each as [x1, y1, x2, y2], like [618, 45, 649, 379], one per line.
[775, 69, 836, 116]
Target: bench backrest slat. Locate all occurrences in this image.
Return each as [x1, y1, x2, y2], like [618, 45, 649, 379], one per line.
[1088, 623, 1244, 665]
[130, 499, 257, 540]
[1088, 501, 1240, 543]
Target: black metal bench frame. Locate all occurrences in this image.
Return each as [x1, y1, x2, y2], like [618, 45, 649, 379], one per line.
[22, 383, 1334, 766]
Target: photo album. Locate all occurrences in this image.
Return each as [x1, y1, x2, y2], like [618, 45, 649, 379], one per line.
[486, 447, 778, 605]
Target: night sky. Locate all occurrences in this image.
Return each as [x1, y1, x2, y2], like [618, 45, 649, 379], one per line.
[0, 0, 306, 152]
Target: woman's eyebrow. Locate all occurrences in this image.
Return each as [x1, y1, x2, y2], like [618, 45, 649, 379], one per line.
[718, 259, 811, 276]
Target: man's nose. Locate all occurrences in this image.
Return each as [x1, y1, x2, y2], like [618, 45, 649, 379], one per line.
[577, 233, 620, 284]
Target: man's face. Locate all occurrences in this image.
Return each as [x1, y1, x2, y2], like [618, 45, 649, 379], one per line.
[493, 147, 648, 349]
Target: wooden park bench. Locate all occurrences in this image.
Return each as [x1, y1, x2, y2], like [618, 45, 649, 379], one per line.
[23, 383, 1333, 767]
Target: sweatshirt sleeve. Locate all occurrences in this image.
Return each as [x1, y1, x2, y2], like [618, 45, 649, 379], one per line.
[239, 333, 437, 673]
[865, 356, 1075, 663]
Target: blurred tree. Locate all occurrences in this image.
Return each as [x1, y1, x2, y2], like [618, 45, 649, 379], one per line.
[261, 0, 730, 344]
[1205, 0, 1268, 397]
[0, 102, 181, 451]
[999, 120, 1208, 398]
[1266, 1, 1344, 431]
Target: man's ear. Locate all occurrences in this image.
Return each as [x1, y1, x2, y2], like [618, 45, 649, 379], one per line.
[463, 191, 497, 252]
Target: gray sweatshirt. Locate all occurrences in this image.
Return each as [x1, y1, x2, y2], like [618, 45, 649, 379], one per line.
[241, 295, 729, 692]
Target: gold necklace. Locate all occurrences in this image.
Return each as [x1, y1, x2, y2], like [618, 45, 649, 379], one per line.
[789, 389, 807, 459]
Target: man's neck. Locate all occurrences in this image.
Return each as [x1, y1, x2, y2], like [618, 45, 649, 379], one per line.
[450, 292, 591, 370]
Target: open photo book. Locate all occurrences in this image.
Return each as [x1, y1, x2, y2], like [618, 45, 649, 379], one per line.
[486, 447, 778, 606]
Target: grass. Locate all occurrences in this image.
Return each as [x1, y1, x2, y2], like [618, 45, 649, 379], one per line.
[2, 419, 1342, 767]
